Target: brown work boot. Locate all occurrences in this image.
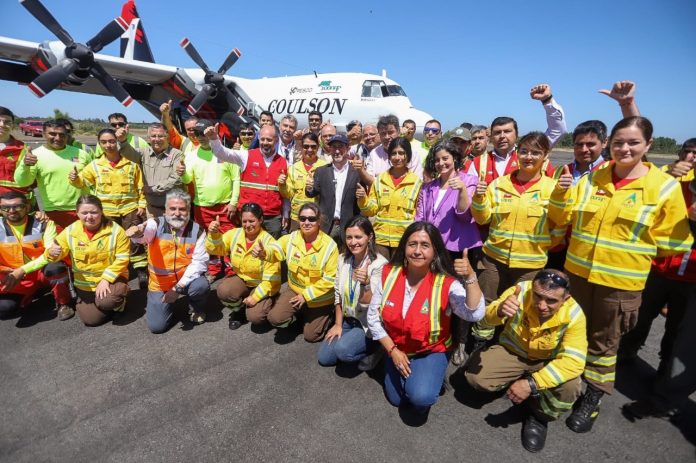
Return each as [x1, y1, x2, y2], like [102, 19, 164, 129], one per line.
[56, 305, 75, 321]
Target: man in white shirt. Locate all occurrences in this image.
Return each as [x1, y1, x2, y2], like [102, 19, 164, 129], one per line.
[362, 114, 423, 186]
[277, 115, 299, 164]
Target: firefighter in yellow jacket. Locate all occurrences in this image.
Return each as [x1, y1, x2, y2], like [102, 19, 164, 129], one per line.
[206, 202, 281, 330]
[548, 117, 693, 433]
[255, 203, 338, 342]
[46, 195, 130, 326]
[69, 128, 148, 287]
[278, 132, 327, 229]
[357, 137, 421, 259]
[469, 132, 563, 351]
[466, 270, 587, 453]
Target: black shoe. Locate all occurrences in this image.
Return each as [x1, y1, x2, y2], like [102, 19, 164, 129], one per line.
[522, 413, 548, 453]
[357, 346, 385, 372]
[566, 385, 604, 433]
[229, 317, 242, 330]
[137, 269, 148, 289]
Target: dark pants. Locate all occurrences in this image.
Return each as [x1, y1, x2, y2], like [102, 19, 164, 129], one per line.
[75, 279, 129, 326]
[267, 288, 333, 342]
[146, 276, 210, 333]
[216, 275, 275, 325]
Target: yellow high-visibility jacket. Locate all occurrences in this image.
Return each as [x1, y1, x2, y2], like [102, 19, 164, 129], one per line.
[205, 228, 281, 303]
[358, 171, 422, 247]
[266, 230, 338, 308]
[48, 220, 130, 291]
[71, 156, 146, 217]
[660, 163, 695, 182]
[483, 280, 587, 390]
[279, 159, 327, 221]
[548, 163, 693, 290]
[472, 174, 561, 268]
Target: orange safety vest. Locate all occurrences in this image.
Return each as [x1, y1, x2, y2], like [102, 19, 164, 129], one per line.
[0, 216, 45, 269]
[147, 217, 202, 292]
[238, 149, 287, 216]
[379, 265, 455, 355]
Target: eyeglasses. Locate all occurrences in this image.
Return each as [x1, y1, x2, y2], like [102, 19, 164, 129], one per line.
[303, 144, 318, 150]
[534, 270, 569, 289]
[424, 127, 441, 134]
[110, 122, 126, 128]
[518, 148, 545, 158]
[240, 131, 254, 136]
[0, 204, 26, 211]
[298, 215, 319, 223]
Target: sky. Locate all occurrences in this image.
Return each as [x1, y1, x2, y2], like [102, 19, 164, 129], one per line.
[1, 0, 695, 142]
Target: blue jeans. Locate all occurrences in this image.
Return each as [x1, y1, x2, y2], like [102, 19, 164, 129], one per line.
[384, 351, 448, 413]
[146, 276, 210, 333]
[317, 318, 369, 366]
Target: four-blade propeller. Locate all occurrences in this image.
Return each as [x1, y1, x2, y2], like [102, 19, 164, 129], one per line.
[20, 0, 134, 106]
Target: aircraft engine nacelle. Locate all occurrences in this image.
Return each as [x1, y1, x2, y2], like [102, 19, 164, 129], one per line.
[31, 41, 91, 87]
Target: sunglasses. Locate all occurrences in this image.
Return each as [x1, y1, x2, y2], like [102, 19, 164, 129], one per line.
[424, 127, 441, 134]
[1, 204, 26, 211]
[298, 215, 319, 223]
[110, 122, 126, 128]
[534, 270, 569, 289]
[303, 144, 318, 150]
[240, 131, 254, 136]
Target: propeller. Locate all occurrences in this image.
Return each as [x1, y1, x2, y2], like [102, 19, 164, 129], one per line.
[20, 0, 133, 106]
[179, 37, 244, 115]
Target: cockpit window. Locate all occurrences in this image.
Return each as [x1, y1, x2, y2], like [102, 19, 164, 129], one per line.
[361, 80, 383, 98]
[386, 85, 407, 97]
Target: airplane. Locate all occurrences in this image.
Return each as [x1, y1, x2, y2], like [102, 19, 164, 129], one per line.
[0, 0, 433, 138]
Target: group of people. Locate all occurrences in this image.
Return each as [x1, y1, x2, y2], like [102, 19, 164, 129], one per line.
[0, 79, 693, 453]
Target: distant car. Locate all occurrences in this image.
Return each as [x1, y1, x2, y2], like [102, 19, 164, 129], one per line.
[19, 120, 43, 137]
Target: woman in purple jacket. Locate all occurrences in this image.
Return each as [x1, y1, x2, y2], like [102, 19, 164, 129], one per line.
[416, 141, 483, 365]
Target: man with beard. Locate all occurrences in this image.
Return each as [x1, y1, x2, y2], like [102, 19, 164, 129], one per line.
[206, 124, 289, 238]
[126, 189, 210, 332]
[181, 120, 240, 280]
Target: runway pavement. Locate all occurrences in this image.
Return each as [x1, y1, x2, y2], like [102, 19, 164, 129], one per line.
[0, 280, 693, 463]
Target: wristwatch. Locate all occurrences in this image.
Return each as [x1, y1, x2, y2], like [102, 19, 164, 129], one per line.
[527, 376, 540, 398]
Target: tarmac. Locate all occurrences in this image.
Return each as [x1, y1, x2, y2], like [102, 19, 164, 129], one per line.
[0, 279, 694, 463]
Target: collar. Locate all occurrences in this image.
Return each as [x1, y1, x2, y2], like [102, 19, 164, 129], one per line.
[332, 161, 349, 173]
[491, 147, 515, 161]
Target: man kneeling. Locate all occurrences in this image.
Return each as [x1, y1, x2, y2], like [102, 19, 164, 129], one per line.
[127, 189, 210, 333]
[464, 270, 587, 452]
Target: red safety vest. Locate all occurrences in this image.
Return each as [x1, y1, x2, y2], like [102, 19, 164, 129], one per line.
[147, 218, 202, 292]
[0, 137, 30, 194]
[652, 182, 696, 282]
[238, 149, 287, 216]
[379, 265, 455, 354]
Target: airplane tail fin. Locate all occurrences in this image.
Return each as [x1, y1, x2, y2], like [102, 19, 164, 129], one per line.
[119, 0, 155, 62]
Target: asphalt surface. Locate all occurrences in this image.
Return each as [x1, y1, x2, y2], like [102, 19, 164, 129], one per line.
[0, 278, 694, 463]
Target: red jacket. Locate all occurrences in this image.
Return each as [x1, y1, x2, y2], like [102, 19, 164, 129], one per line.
[238, 149, 287, 216]
[0, 137, 31, 194]
[379, 265, 455, 354]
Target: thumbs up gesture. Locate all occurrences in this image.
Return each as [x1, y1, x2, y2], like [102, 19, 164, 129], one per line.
[208, 215, 221, 234]
[278, 169, 287, 185]
[355, 182, 367, 199]
[115, 124, 128, 143]
[598, 80, 635, 106]
[498, 285, 522, 318]
[475, 179, 488, 197]
[557, 164, 573, 190]
[68, 165, 78, 182]
[305, 171, 314, 190]
[160, 99, 172, 116]
[454, 249, 473, 279]
[23, 146, 38, 166]
[352, 256, 371, 285]
[251, 239, 266, 260]
[175, 158, 186, 177]
[204, 123, 219, 141]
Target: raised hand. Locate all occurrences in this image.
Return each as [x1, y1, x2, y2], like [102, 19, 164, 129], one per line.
[355, 182, 367, 199]
[305, 172, 314, 190]
[447, 176, 465, 190]
[475, 180, 488, 196]
[598, 80, 635, 105]
[68, 165, 78, 182]
[175, 158, 185, 177]
[209, 215, 221, 234]
[48, 243, 63, 258]
[293, 129, 303, 142]
[454, 249, 473, 279]
[23, 146, 38, 166]
[497, 285, 522, 318]
[125, 224, 144, 238]
[115, 125, 128, 142]
[667, 160, 693, 179]
[557, 164, 573, 190]
[278, 169, 287, 185]
[204, 123, 219, 141]
[251, 239, 266, 260]
[159, 99, 172, 116]
[530, 83, 552, 101]
[351, 152, 365, 172]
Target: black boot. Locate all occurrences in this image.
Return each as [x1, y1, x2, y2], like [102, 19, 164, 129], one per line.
[522, 413, 548, 452]
[357, 346, 384, 372]
[566, 384, 604, 433]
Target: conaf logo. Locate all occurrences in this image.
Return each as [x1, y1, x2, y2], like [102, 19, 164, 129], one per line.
[318, 80, 341, 93]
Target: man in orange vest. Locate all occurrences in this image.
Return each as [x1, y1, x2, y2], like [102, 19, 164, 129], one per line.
[205, 124, 289, 238]
[126, 189, 210, 333]
[0, 191, 72, 320]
